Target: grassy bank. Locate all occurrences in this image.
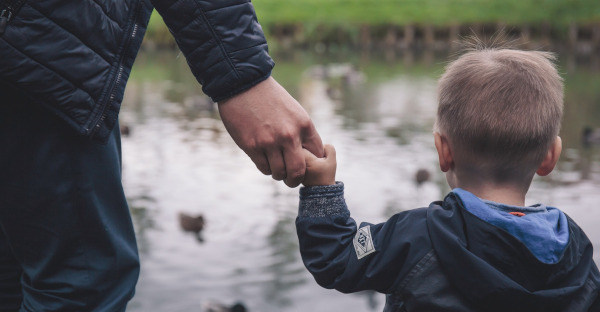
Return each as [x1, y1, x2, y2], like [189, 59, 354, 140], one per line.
[144, 0, 600, 47]
[252, 0, 600, 27]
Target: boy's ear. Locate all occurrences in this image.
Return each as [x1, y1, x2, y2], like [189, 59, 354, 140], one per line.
[536, 136, 562, 176]
[434, 132, 454, 172]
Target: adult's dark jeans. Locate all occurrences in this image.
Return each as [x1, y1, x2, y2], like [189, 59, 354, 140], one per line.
[0, 88, 140, 311]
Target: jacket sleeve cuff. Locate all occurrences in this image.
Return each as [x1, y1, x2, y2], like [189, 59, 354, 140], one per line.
[299, 182, 348, 218]
[151, 0, 275, 103]
[212, 71, 271, 103]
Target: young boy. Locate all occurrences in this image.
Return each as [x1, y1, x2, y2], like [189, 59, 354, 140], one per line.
[296, 47, 600, 311]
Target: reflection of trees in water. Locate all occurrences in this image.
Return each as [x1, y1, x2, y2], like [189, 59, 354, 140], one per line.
[301, 57, 439, 146]
[544, 53, 600, 186]
[128, 193, 159, 255]
[264, 213, 307, 307]
[542, 144, 600, 188]
[123, 79, 226, 147]
[262, 187, 307, 308]
[123, 50, 225, 145]
[578, 148, 593, 181]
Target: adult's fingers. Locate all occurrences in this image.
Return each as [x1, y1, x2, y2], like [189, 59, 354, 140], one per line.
[247, 150, 271, 175]
[266, 148, 286, 181]
[301, 124, 324, 158]
[302, 148, 319, 161]
[283, 145, 306, 188]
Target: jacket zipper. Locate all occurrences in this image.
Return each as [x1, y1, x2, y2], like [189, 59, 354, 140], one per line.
[0, 9, 12, 35]
[0, 0, 26, 36]
[89, 4, 142, 138]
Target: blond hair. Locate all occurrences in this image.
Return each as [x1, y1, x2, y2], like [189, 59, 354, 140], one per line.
[436, 47, 563, 182]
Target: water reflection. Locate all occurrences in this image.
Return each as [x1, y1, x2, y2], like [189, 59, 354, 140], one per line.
[128, 194, 159, 255]
[123, 49, 600, 311]
[263, 211, 306, 307]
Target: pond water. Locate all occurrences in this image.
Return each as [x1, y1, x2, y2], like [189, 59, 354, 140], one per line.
[122, 49, 600, 312]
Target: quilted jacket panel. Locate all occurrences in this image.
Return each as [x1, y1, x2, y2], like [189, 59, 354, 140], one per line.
[0, 0, 152, 142]
[151, 0, 274, 102]
[0, 0, 274, 142]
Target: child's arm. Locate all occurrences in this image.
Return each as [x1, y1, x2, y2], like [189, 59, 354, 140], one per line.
[297, 145, 432, 294]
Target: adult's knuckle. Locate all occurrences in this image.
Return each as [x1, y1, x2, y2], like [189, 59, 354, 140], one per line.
[272, 170, 286, 180]
[278, 129, 296, 142]
[256, 136, 276, 149]
[288, 169, 304, 181]
[299, 117, 312, 129]
[288, 161, 305, 175]
[244, 139, 260, 152]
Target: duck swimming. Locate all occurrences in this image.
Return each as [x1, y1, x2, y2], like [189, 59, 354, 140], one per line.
[415, 168, 431, 186]
[582, 126, 600, 148]
[178, 212, 205, 242]
[203, 301, 247, 312]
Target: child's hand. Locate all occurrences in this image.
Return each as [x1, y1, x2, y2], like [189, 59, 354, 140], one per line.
[302, 144, 337, 186]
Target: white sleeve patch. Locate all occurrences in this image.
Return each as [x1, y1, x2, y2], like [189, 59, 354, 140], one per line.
[353, 225, 376, 259]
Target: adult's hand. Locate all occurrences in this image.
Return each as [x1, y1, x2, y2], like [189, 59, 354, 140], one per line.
[218, 76, 324, 187]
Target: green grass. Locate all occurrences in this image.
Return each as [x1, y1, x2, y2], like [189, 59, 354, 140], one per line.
[145, 0, 600, 45]
[252, 0, 600, 26]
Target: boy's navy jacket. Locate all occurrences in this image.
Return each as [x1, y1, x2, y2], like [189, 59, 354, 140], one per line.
[0, 0, 273, 143]
[297, 183, 600, 312]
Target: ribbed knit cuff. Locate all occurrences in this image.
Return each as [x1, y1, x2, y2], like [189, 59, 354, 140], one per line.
[299, 182, 348, 218]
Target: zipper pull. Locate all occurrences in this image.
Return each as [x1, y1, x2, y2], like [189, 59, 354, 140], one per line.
[0, 9, 13, 36]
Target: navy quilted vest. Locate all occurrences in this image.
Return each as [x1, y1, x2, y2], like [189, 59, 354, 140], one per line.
[1, 0, 274, 143]
[0, 0, 153, 142]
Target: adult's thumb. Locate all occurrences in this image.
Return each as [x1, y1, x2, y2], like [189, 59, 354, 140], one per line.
[302, 148, 318, 161]
[302, 126, 325, 158]
[323, 144, 336, 160]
